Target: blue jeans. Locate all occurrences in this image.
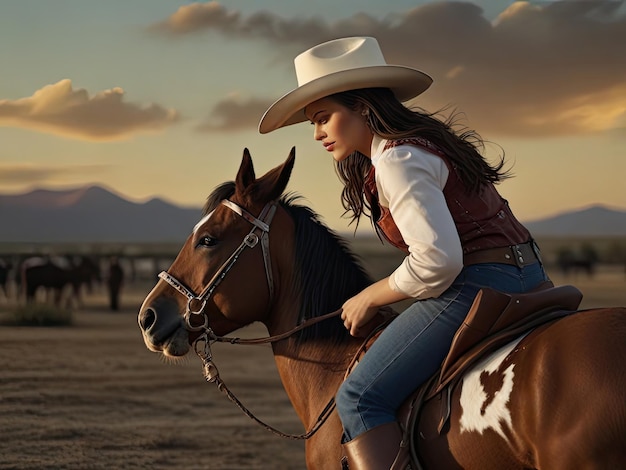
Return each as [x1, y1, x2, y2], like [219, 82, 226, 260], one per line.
[336, 261, 549, 441]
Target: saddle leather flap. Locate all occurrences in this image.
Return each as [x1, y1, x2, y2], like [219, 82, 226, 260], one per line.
[439, 282, 582, 389]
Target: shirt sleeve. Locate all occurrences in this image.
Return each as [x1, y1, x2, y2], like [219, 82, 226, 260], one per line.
[374, 144, 463, 299]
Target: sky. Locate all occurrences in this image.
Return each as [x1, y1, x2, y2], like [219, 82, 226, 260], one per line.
[1, 0, 625, 235]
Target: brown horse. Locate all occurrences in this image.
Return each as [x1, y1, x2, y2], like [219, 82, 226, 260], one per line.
[138, 148, 626, 469]
[21, 255, 101, 307]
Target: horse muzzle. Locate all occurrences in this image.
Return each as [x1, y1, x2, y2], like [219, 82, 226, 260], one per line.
[138, 295, 191, 357]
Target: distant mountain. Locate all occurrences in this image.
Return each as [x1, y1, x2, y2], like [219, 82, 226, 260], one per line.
[524, 205, 626, 237]
[0, 185, 203, 243]
[0, 186, 624, 243]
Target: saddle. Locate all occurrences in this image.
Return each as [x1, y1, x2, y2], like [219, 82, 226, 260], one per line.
[352, 281, 583, 469]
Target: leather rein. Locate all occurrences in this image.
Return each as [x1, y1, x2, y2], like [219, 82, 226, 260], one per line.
[158, 199, 344, 440]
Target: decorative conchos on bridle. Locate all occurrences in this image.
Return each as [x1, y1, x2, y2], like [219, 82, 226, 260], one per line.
[158, 199, 277, 332]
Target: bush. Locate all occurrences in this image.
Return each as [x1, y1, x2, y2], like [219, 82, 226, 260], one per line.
[1, 304, 73, 326]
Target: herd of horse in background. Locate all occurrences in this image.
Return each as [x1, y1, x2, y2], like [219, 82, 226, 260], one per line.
[0, 254, 139, 310]
[0, 243, 620, 309]
[0, 254, 103, 307]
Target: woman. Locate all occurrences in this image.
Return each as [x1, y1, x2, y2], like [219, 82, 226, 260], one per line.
[259, 37, 549, 469]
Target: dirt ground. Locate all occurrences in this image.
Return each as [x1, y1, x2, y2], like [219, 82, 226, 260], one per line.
[1, 265, 625, 470]
[0, 282, 305, 470]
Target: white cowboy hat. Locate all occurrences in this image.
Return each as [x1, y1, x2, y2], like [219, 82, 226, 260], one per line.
[258, 36, 433, 134]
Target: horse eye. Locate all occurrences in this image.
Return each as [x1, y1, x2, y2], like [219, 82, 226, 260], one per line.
[197, 236, 217, 248]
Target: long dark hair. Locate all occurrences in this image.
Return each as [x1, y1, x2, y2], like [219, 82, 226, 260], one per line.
[331, 88, 511, 228]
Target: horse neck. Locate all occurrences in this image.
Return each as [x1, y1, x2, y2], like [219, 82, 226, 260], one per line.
[271, 328, 360, 430]
[262, 204, 371, 429]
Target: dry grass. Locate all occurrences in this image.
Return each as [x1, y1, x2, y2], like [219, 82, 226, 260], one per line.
[1, 303, 73, 327]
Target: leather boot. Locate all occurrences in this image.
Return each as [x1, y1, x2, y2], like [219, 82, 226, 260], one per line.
[342, 422, 411, 469]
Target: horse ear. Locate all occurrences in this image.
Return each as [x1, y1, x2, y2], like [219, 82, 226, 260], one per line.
[235, 148, 257, 191]
[255, 147, 296, 202]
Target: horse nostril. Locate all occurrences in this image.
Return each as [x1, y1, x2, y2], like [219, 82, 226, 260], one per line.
[140, 308, 156, 332]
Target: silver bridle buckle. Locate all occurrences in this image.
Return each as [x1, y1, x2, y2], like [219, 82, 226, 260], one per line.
[185, 298, 208, 331]
[244, 233, 259, 248]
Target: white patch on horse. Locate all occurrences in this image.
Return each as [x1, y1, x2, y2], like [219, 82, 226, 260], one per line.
[459, 334, 526, 441]
[193, 210, 214, 234]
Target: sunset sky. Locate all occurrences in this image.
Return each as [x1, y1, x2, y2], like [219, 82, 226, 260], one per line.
[1, 0, 625, 234]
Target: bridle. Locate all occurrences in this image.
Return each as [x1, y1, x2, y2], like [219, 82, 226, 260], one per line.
[159, 199, 277, 332]
[157, 198, 342, 440]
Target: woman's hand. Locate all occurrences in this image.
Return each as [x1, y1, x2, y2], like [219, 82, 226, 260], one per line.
[341, 292, 380, 337]
[340, 277, 410, 337]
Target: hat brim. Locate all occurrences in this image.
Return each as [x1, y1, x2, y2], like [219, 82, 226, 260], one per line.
[258, 65, 432, 134]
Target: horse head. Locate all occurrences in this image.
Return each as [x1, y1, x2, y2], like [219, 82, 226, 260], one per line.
[139, 148, 382, 467]
[138, 147, 297, 357]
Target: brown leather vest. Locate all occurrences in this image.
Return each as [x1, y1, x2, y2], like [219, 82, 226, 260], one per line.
[364, 137, 531, 255]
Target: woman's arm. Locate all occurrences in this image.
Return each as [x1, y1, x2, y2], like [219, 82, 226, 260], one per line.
[375, 145, 463, 299]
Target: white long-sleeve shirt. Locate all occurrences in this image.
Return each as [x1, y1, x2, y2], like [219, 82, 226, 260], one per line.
[370, 135, 464, 299]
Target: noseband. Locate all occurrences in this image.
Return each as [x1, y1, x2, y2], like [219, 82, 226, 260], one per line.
[158, 199, 277, 331]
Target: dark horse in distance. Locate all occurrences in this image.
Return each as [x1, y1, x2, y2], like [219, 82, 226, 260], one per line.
[139, 148, 626, 469]
[21, 255, 100, 306]
[0, 258, 12, 299]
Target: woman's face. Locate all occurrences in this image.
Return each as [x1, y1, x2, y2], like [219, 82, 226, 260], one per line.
[305, 97, 372, 162]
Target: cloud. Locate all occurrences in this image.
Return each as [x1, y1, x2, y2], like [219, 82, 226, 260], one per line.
[0, 80, 180, 141]
[160, 1, 626, 137]
[196, 95, 271, 132]
[149, 1, 242, 35]
[149, 1, 330, 42]
[0, 162, 110, 185]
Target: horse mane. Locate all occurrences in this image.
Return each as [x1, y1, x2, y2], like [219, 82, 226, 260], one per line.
[282, 193, 373, 343]
[203, 184, 374, 344]
[203, 182, 236, 215]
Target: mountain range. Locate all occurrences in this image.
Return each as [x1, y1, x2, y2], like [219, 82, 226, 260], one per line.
[0, 185, 202, 243]
[0, 185, 625, 243]
[524, 205, 626, 237]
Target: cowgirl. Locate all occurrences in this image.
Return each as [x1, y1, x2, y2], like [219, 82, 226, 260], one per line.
[259, 36, 548, 469]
